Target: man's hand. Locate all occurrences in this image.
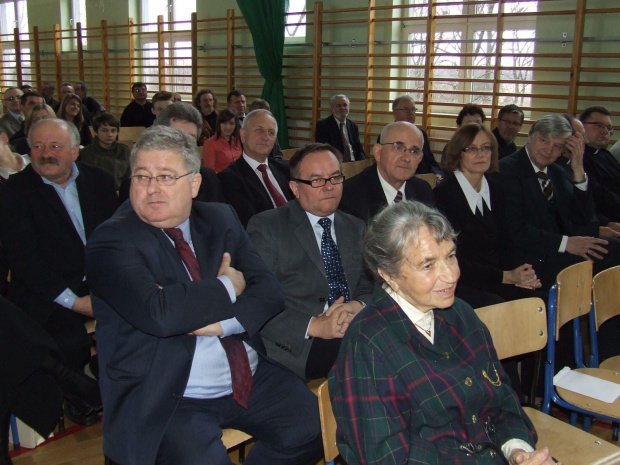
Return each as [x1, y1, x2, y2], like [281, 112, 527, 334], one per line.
[72, 295, 94, 317]
[566, 133, 586, 182]
[308, 297, 357, 339]
[217, 252, 245, 296]
[190, 322, 223, 336]
[510, 447, 561, 465]
[599, 226, 620, 239]
[566, 236, 608, 261]
[503, 263, 541, 289]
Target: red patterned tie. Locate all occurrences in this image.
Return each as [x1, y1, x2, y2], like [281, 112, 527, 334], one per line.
[394, 191, 403, 203]
[257, 164, 287, 208]
[164, 227, 253, 408]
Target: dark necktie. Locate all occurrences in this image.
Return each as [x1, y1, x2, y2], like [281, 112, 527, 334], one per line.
[394, 191, 403, 203]
[536, 171, 553, 201]
[257, 163, 287, 208]
[164, 227, 253, 409]
[339, 122, 352, 162]
[318, 218, 350, 305]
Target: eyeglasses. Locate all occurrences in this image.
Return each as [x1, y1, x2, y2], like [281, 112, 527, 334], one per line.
[583, 122, 614, 134]
[395, 107, 416, 113]
[131, 172, 194, 186]
[498, 118, 522, 128]
[293, 174, 345, 188]
[380, 141, 423, 156]
[4, 96, 20, 102]
[462, 145, 492, 155]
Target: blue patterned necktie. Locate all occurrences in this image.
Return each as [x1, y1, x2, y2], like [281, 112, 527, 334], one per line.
[318, 217, 350, 305]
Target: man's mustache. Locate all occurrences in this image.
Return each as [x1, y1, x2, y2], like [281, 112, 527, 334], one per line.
[37, 157, 60, 166]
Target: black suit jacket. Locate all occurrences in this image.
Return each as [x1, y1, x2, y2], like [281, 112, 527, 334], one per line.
[218, 155, 294, 227]
[0, 162, 118, 323]
[582, 145, 620, 221]
[315, 115, 366, 160]
[85, 201, 284, 465]
[247, 200, 373, 379]
[339, 165, 434, 223]
[493, 127, 518, 160]
[498, 148, 597, 285]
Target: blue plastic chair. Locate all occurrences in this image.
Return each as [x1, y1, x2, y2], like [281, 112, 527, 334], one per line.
[9, 414, 19, 450]
[542, 261, 620, 435]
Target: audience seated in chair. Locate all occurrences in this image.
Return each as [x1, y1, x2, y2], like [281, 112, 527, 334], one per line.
[493, 104, 524, 160]
[193, 88, 217, 145]
[315, 94, 366, 162]
[440, 103, 486, 164]
[120, 82, 155, 128]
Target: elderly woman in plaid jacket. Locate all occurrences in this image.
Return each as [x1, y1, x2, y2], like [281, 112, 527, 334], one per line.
[329, 201, 559, 465]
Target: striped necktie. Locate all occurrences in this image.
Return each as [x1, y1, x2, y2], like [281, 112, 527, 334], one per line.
[536, 171, 553, 201]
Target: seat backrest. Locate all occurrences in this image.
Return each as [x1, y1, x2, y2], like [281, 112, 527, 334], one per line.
[317, 379, 339, 464]
[119, 126, 146, 143]
[555, 260, 593, 340]
[474, 297, 547, 359]
[414, 173, 438, 189]
[342, 159, 372, 179]
[281, 148, 297, 159]
[592, 265, 620, 331]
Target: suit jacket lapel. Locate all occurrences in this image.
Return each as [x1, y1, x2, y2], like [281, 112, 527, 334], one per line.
[368, 166, 389, 217]
[290, 201, 326, 278]
[236, 156, 272, 206]
[75, 167, 99, 237]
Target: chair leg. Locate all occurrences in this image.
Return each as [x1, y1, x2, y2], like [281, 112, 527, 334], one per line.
[58, 407, 65, 434]
[613, 423, 619, 442]
[238, 444, 246, 463]
[529, 351, 542, 408]
[569, 412, 578, 426]
[583, 416, 591, 432]
[9, 415, 19, 450]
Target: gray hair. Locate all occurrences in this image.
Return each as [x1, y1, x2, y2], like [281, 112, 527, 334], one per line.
[130, 125, 201, 174]
[241, 109, 278, 133]
[528, 114, 573, 140]
[154, 103, 203, 139]
[392, 95, 416, 111]
[330, 94, 350, 106]
[363, 201, 456, 283]
[28, 118, 80, 147]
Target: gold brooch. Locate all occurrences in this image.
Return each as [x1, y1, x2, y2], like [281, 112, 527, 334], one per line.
[482, 366, 501, 387]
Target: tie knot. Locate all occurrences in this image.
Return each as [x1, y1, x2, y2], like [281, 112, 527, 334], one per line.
[394, 191, 403, 203]
[319, 217, 332, 231]
[536, 171, 549, 181]
[257, 163, 268, 173]
[164, 227, 184, 243]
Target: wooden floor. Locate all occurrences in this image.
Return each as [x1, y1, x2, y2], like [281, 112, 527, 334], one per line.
[9, 410, 618, 464]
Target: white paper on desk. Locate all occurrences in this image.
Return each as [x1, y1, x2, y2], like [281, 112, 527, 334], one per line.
[554, 366, 620, 403]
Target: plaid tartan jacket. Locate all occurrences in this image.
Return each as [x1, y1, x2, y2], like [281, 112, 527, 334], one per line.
[328, 290, 536, 464]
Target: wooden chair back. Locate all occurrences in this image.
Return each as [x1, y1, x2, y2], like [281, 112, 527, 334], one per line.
[474, 298, 547, 360]
[119, 126, 146, 144]
[317, 379, 339, 465]
[281, 148, 297, 159]
[414, 173, 438, 189]
[592, 265, 620, 331]
[342, 159, 372, 180]
[555, 261, 593, 340]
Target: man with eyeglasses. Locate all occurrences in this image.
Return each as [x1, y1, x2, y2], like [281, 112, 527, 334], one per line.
[85, 125, 322, 465]
[493, 104, 524, 159]
[315, 94, 366, 162]
[219, 109, 294, 227]
[247, 143, 373, 380]
[0, 118, 117, 426]
[579, 106, 620, 205]
[0, 87, 24, 138]
[120, 82, 156, 128]
[340, 121, 434, 223]
[379, 95, 442, 175]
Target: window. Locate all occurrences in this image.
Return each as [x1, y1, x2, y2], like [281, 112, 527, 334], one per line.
[71, 0, 87, 47]
[0, 1, 29, 87]
[286, 0, 306, 41]
[403, 0, 537, 111]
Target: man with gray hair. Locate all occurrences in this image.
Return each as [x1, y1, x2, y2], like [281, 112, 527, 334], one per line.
[0, 118, 117, 425]
[86, 125, 322, 465]
[219, 109, 294, 227]
[315, 94, 366, 162]
[499, 114, 620, 289]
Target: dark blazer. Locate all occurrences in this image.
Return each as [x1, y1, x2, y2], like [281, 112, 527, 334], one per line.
[583, 145, 620, 221]
[339, 165, 434, 223]
[218, 155, 294, 227]
[247, 199, 374, 379]
[0, 112, 22, 139]
[315, 115, 366, 161]
[493, 127, 518, 160]
[0, 162, 118, 323]
[498, 148, 597, 286]
[85, 201, 284, 465]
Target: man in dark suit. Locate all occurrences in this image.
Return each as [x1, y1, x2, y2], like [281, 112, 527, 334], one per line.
[85, 126, 321, 465]
[0, 118, 118, 424]
[120, 82, 156, 128]
[340, 121, 434, 223]
[498, 114, 619, 289]
[315, 94, 366, 162]
[493, 104, 523, 159]
[247, 143, 373, 380]
[219, 109, 294, 227]
[0, 87, 24, 139]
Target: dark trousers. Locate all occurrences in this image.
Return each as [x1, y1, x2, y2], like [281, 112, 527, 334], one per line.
[155, 360, 322, 465]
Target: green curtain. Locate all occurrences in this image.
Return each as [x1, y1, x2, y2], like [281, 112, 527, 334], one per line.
[236, 0, 289, 149]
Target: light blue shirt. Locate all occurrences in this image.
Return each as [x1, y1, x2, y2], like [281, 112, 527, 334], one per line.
[46, 163, 85, 310]
[167, 218, 259, 399]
